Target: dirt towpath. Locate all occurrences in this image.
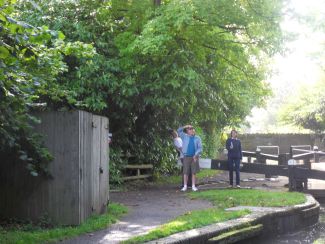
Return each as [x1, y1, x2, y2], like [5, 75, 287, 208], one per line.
[59, 172, 288, 244]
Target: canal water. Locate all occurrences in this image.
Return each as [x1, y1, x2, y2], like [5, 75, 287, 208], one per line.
[246, 161, 325, 243]
[261, 203, 325, 244]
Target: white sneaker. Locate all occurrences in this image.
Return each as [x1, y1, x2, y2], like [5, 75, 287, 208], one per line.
[236, 185, 241, 188]
[192, 186, 198, 192]
[181, 186, 187, 191]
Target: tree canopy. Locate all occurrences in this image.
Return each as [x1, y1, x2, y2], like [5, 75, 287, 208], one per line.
[3, 0, 288, 180]
[279, 79, 325, 133]
[0, 0, 94, 175]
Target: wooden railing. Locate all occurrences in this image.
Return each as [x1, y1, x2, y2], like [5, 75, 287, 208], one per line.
[200, 145, 325, 195]
[122, 164, 153, 181]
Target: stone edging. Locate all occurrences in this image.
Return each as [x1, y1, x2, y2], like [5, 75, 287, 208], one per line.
[146, 194, 319, 244]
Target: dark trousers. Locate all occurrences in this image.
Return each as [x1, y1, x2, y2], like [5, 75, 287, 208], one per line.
[228, 158, 240, 186]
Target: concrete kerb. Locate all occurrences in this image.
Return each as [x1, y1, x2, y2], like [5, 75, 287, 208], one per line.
[146, 194, 319, 244]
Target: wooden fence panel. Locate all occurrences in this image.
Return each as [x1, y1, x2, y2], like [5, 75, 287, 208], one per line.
[99, 117, 109, 213]
[91, 115, 101, 215]
[46, 111, 81, 225]
[0, 110, 109, 225]
[79, 111, 93, 223]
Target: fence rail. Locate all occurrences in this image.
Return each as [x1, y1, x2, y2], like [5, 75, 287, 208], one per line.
[122, 164, 153, 181]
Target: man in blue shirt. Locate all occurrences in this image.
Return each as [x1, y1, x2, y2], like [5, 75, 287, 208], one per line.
[177, 125, 203, 191]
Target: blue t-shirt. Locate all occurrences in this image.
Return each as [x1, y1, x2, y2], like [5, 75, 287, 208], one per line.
[186, 136, 195, 156]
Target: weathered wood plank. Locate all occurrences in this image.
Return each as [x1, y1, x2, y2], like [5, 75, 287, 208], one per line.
[125, 164, 153, 169]
[122, 174, 152, 180]
[99, 116, 109, 213]
[80, 111, 93, 223]
[91, 115, 101, 214]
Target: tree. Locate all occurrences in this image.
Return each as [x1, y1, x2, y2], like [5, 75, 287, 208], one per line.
[17, 0, 287, 179]
[0, 0, 94, 175]
[279, 80, 325, 133]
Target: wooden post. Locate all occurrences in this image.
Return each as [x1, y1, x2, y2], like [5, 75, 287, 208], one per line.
[288, 165, 296, 191]
[304, 158, 311, 170]
[256, 148, 262, 163]
[278, 153, 289, 166]
[289, 146, 293, 159]
[314, 146, 320, 163]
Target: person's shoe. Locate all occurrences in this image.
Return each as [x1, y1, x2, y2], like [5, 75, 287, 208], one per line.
[228, 185, 233, 188]
[181, 186, 187, 191]
[192, 186, 198, 192]
[236, 185, 241, 188]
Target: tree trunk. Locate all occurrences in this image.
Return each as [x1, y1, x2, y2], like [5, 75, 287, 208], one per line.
[153, 0, 161, 6]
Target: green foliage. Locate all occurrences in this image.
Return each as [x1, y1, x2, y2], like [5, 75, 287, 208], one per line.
[0, 0, 94, 175]
[190, 189, 306, 208]
[14, 0, 286, 182]
[279, 80, 325, 133]
[109, 148, 125, 186]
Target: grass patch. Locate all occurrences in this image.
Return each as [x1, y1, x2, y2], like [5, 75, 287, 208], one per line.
[155, 169, 221, 185]
[124, 189, 306, 244]
[123, 208, 249, 244]
[197, 169, 221, 180]
[189, 189, 306, 208]
[0, 203, 127, 244]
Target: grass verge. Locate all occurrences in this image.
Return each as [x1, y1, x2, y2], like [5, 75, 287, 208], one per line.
[189, 189, 306, 208]
[155, 169, 221, 185]
[124, 189, 306, 244]
[0, 203, 127, 244]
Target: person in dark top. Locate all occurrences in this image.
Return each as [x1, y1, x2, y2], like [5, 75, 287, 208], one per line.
[226, 129, 242, 188]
